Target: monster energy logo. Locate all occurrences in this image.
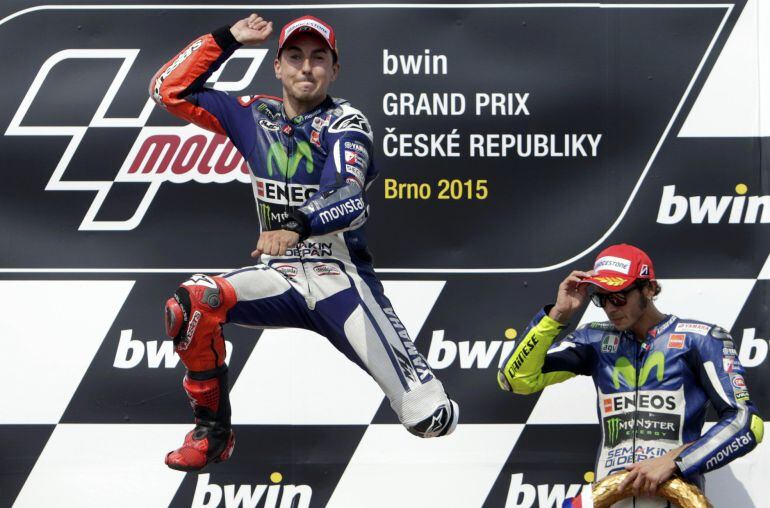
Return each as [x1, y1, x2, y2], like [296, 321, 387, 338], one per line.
[259, 203, 272, 229]
[607, 417, 623, 447]
[267, 141, 314, 178]
[604, 411, 680, 447]
[257, 103, 279, 120]
[612, 351, 665, 389]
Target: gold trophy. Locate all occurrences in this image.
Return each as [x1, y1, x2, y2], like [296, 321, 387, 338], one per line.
[591, 472, 712, 508]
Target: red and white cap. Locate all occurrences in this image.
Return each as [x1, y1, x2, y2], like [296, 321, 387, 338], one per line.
[579, 243, 655, 291]
[277, 15, 337, 56]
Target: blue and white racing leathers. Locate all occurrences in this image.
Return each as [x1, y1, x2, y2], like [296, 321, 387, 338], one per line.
[498, 307, 764, 507]
[152, 26, 457, 435]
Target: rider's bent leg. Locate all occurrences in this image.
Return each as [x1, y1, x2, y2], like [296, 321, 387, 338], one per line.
[163, 274, 237, 471]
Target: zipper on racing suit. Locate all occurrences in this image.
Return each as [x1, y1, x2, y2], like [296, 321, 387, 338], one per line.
[633, 336, 641, 508]
[631, 335, 670, 508]
[282, 117, 314, 308]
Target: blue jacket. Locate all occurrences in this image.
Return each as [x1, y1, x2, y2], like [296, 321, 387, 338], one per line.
[151, 26, 377, 268]
[498, 307, 764, 487]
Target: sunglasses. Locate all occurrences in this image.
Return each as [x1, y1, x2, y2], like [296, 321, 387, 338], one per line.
[590, 282, 644, 308]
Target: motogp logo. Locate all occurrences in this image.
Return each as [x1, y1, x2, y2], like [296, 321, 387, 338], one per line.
[5, 47, 268, 231]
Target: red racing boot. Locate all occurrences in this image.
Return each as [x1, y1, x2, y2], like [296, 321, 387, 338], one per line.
[165, 371, 235, 471]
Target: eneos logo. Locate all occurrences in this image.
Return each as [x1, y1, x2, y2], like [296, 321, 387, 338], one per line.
[600, 388, 683, 447]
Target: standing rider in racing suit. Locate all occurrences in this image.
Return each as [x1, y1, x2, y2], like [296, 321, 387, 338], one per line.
[497, 244, 763, 506]
[151, 13, 459, 471]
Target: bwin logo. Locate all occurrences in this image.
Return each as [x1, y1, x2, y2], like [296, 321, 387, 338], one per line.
[113, 329, 233, 369]
[426, 330, 517, 369]
[192, 473, 312, 508]
[657, 184, 770, 224]
[505, 473, 584, 508]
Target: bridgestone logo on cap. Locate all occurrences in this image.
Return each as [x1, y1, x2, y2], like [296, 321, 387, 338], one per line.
[286, 19, 331, 40]
[594, 256, 631, 274]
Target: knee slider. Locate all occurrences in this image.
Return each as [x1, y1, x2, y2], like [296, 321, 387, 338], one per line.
[165, 288, 191, 342]
[164, 274, 235, 350]
[406, 399, 459, 438]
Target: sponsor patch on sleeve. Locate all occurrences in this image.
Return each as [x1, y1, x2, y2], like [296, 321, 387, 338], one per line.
[344, 150, 358, 165]
[730, 374, 750, 401]
[600, 334, 619, 353]
[343, 141, 369, 166]
[344, 140, 367, 152]
[667, 333, 685, 349]
[329, 112, 372, 138]
[674, 322, 711, 336]
[735, 391, 750, 402]
[345, 165, 365, 185]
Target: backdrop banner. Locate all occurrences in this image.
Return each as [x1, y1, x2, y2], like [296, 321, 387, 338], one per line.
[1, 1, 767, 507]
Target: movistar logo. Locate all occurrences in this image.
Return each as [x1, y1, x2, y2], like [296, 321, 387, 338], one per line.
[267, 141, 314, 178]
[612, 352, 665, 388]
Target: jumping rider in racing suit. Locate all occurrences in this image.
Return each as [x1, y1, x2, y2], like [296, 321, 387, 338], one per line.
[151, 13, 459, 471]
[497, 244, 763, 507]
